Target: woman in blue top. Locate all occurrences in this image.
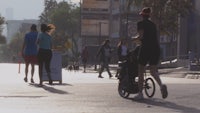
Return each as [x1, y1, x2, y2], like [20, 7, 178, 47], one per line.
[22, 24, 38, 83]
[37, 24, 54, 86]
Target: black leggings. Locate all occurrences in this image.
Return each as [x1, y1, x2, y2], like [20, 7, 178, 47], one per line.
[37, 48, 52, 82]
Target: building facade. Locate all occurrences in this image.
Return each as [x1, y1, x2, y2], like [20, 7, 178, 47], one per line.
[187, 0, 200, 60]
[81, 0, 111, 46]
[171, 0, 200, 61]
[81, 0, 141, 46]
[81, 0, 200, 62]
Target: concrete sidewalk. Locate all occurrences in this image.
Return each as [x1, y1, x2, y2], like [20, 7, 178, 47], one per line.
[159, 66, 200, 79]
[0, 63, 200, 113]
[110, 64, 200, 79]
[1, 63, 198, 84]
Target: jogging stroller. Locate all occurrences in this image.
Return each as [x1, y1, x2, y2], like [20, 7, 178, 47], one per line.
[118, 46, 156, 98]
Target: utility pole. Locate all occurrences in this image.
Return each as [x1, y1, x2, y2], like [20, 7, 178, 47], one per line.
[177, 0, 181, 60]
[99, 22, 102, 45]
[177, 15, 180, 60]
[80, 0, 84, 46]
[126, 0, 133, 38]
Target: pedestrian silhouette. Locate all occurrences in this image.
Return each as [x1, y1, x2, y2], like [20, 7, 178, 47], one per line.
[37, 24, 55, 86]
[133, 7, 168, 100]
[81, 46, 89, 73]
[22, 24, 38, 83]
[96, 39, 113, 78]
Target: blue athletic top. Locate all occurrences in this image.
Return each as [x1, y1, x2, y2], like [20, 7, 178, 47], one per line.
[38, 33, 52, 50]
[24, 32, 38, 56]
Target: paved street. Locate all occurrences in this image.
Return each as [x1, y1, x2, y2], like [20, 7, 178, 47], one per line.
[0, 63, 200, 113]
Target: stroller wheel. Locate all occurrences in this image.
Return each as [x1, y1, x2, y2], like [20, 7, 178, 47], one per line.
[118, 84, 130, 98]
[144, 77, 155, 98]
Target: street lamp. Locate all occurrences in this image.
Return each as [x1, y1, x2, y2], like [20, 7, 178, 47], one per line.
[80, 0, 83, 46]
[126, 0, 133, 38]
[177, 0, 181, 60]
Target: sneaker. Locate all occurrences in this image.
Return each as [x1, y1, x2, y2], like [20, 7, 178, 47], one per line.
[98, 75, 104, 78]
[24, 77, 27, 82]
[49, 80, 53, 85]
[134, 93, 144, 100]
[39, 81, 43, 87]
[161, 85, 168, 99]
[109, 75, 113, 79]
[38, 84, 43, 87]
[31, 79, 34, 83]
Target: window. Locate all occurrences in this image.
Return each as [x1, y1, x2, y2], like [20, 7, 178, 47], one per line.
[90, 8, 108, 12]
[83, 8, 89, 11]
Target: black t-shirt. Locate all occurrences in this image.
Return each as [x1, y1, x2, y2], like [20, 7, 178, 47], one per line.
[137, 19, 159, 49]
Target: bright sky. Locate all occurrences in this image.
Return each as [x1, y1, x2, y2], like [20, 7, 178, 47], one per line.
[0, 0, 80, 20]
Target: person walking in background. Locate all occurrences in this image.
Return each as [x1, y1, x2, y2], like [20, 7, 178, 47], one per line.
[81, 46, 89, 73]
[22, 24, 38, 83]
[115, 39, 129, 78]
[37, 24, 55, 86]
[96, 39, 113, 78]
[117, 39, 128, 62]
[133, 7, 168, 100]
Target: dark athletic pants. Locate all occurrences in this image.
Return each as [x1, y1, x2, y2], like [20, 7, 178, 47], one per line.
[37, 48, 52, 83]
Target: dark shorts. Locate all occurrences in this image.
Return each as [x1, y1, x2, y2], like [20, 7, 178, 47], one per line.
[138, 46, 160, 66]
[24, 55, 38, 64]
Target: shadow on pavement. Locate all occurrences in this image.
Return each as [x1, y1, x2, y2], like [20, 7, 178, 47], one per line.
[42, 85, 69, 94]
[50, 83, 73, 86]
[0, 95, 45, 98]
[133, 98, 200, 113]
[28, 83, 70, 94]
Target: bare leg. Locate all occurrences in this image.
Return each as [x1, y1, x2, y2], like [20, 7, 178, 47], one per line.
[150, 65, 168, 99]
[138, 64, 145, 93]
[149, 65, 162, 87]
[24, 62, 29, 82]
[31, 64, 35, 83]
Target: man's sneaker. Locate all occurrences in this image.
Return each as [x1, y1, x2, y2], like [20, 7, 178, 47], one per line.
[49, 80, 53, 85]
[98, 76, 104, 78]
[24, 77, 27, 82]
[31, 79, 34, 83]
[161, 85, 168, 99]
[38, 84, 43, 87]
[133, 93, 144, 100]
[38, 81, 43, 87]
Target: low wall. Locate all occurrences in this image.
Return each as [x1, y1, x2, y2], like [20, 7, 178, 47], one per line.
[159, 59, 189, 68]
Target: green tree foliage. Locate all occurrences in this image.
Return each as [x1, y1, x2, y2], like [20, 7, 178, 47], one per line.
[6, 23, 27, 57]
[39, 0, 80, 63]
[0, 32, 24, 62]
[39, 0, 80, 36]
[0, 15, 6, 44]
[39, 0, 58, 24]
[8, 32, 24, 55]
[0, 35, 6, 44]
[0, 16, 5, 33]
[132, 0, 193, 35]
[0, 14, 6, 62]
